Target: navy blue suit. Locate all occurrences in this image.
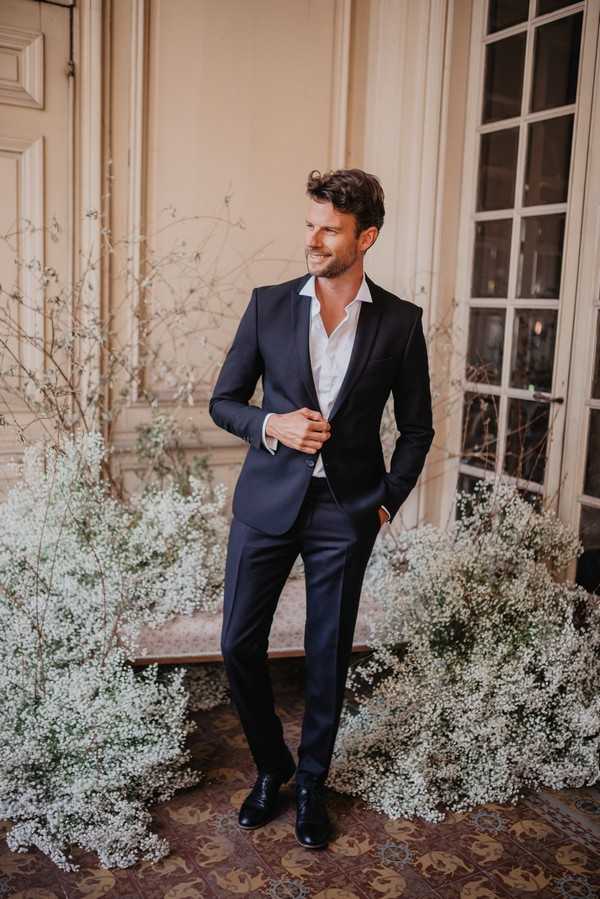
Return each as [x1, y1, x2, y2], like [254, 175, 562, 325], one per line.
[209, 271, 434, 785]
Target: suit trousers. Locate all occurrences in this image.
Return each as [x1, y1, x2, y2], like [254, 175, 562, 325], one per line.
[220, 475, 381, 787]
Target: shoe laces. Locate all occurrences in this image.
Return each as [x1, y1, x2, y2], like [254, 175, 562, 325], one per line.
[296, 782, 327, 816]
[247, 771, 282, 807]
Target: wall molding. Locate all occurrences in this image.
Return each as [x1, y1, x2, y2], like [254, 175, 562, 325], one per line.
[76, 0, 104, 420]
[330, 0, 352, 168]
[127, 0, 149, 404]
[0, 136, 45, 380]
[0, 25, 44, 109]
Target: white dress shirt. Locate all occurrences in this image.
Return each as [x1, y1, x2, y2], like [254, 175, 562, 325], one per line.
[261, 273, 390, 522]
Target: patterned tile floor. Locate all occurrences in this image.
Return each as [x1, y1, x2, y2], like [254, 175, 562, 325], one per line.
[1, 656, 600, 898]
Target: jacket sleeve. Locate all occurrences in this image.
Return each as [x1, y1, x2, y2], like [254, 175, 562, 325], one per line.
[382, 306, 435, 521]
[208, 288, 270, 450]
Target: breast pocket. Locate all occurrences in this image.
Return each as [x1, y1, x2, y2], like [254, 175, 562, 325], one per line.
[367, 354, 395, 366]
[364, 354, 397, 377]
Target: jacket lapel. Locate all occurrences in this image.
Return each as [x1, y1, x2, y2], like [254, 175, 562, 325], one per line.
[327, 283, 382, 420]
[291, 276, 321, 411]
[290, 272, 383, 421]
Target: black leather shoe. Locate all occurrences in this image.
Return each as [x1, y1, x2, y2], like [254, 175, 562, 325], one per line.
[295, 781, 331, 849]
[238, 753, 296, 830]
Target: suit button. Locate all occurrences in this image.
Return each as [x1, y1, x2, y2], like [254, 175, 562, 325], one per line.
[306, 459, 315, 467]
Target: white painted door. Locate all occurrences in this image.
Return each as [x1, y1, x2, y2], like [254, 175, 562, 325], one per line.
[0, 0, 74, 460]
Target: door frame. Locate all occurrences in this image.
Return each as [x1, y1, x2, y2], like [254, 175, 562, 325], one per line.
[559, 3, 600, 566]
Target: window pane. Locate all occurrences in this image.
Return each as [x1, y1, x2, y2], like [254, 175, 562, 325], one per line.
[517, 213, 565, 298]
[592, 313, 600, 400]
[461, 391, 499, 470]
[483, 33, 526, 123]
[457, 472, 483, 496]
[579, 506, 600, 553]
[510, 309, 557, 391]
[477, 128, 519, 211]
[488, 0, 529, 33]
[531, 13, 582, 112]
[455, 473, 491, 520]
[537, 0, 578, 15]
[523, 114, 574, 206]
[472, 219, 512, 298]
[466, 308, 506, 385]
[516, 487, 544, 511]
[584, 410, 600, 499]
[504, 398, 550, 484]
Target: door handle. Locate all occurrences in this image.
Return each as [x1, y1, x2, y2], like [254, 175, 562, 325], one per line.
[531, 392, 564, 404]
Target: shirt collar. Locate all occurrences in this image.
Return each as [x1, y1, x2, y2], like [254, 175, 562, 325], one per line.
[299, 273, 372, 318]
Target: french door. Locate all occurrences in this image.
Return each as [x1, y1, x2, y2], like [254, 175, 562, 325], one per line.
[450, 0, 599, 526]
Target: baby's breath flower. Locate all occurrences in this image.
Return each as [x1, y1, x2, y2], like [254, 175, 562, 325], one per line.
[0, 431, 229, 870]
[330, 480, 600, 821]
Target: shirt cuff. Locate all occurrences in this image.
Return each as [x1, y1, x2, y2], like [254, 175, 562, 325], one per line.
[262, 412, 278, 454]
[380, 504, 391, 523]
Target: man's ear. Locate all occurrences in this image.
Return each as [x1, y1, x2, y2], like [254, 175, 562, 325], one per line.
[362, 227, 379, 253]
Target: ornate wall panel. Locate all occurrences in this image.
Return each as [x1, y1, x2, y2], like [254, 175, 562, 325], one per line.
[0, 25, 44, 109]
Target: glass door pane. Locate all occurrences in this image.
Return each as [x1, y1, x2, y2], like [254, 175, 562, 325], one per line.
[477, 128, 519, 210]
[488, 1, 529, 34]
[531, 13, 582, 112]
[461, 392, 499, 470]
[523, 114, 574, 205]
[517, 214, 565, 298]
[483, 32, 526, 123]
[579, 315, 600, 551]
[510, 309, 557, 390]
[537, 1, 578, 15]
[593, 315, 600, 398]
[472, 220, 512, 296]
[467, 308, 506, 384]
[504, 398, 550, 483]
[583, 409, 600, 497]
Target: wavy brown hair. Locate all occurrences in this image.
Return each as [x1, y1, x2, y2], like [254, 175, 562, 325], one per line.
[306, 168, 385, 237]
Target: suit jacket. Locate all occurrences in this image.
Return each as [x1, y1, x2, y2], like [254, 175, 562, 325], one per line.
[208, 271, 435, 535]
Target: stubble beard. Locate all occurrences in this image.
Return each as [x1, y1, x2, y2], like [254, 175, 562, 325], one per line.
[306, 246, 358, 279]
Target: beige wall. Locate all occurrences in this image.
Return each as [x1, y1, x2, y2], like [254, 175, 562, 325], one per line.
[0, 0, 461, 524]
[107, 0, 361, 504]
[112, 0, 454, 519]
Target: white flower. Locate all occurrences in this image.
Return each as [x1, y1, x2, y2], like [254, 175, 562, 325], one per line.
[329, 480, 600, 821]
[0, 431, 229, 871]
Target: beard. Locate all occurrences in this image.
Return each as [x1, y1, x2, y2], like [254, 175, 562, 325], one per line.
[305, 246, 358, 278]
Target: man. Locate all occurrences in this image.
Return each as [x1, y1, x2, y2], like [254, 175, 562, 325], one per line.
[209, 168, 434, 849]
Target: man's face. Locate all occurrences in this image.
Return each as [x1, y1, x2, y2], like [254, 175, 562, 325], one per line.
[304, 198, 376, 279]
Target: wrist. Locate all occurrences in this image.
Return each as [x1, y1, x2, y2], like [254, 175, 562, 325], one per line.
[265, 413, 279, 439]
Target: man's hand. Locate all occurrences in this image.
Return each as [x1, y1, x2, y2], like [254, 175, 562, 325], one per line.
[266, 407, 331, 454]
